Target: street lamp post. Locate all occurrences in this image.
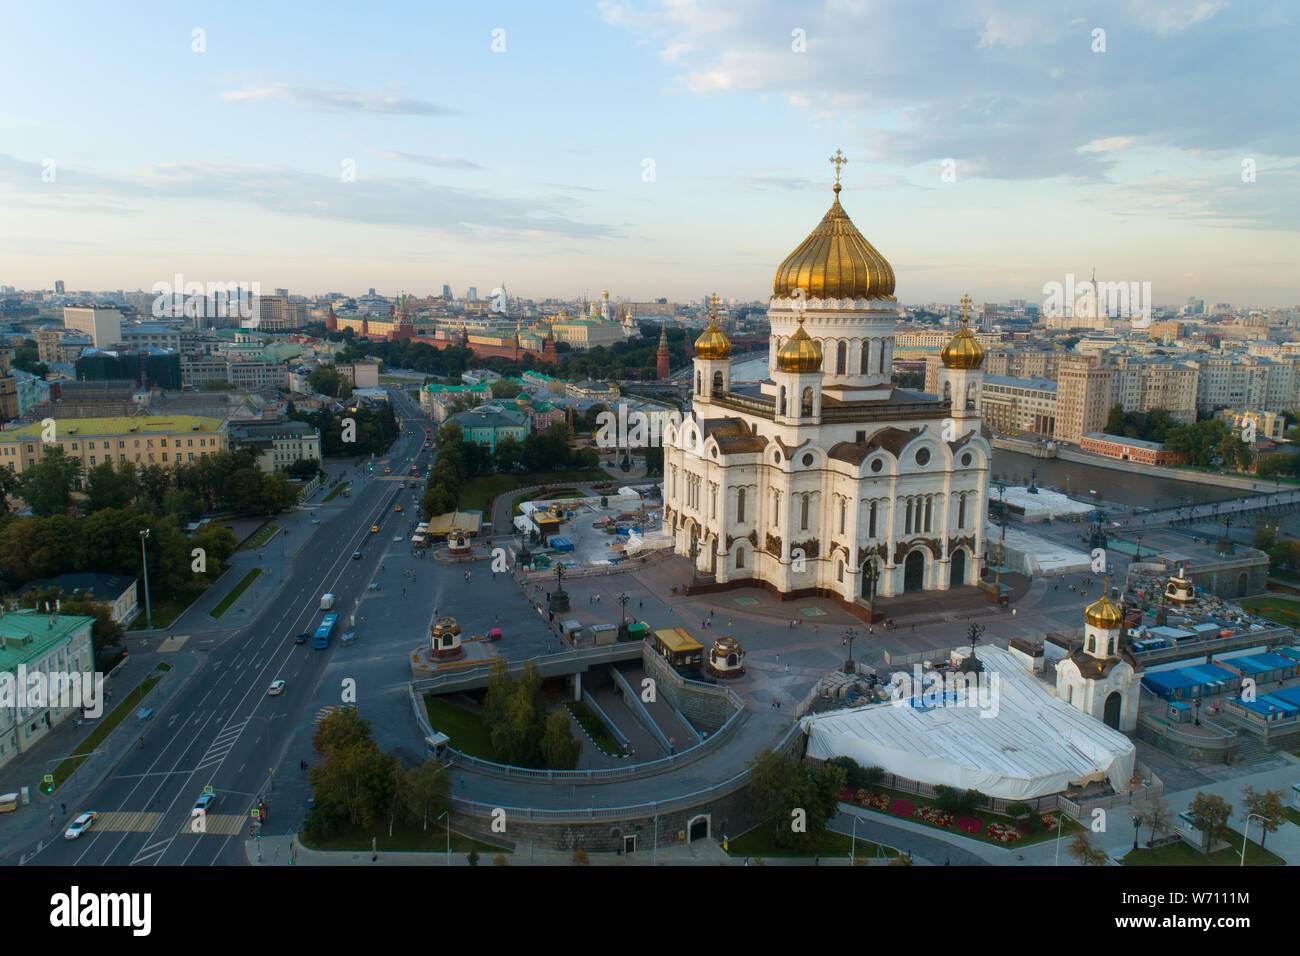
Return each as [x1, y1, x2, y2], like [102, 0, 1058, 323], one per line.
[437, 810, 450, 865]
[844, 627, 859, 673]
[1054, 811, 1066, 865]
[1132, 813, 1143, 851]
[138, 529, 153, 629]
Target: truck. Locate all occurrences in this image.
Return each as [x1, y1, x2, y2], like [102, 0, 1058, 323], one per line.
[320, 593, 335, 611]
[314, 613, 338, 649]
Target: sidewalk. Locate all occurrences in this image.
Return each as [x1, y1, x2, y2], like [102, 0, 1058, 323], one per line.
[0, 650, 203, 865]
[246, 833, 733, 866]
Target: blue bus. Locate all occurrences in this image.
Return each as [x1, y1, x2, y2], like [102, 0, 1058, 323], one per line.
[314, 613, 338, 649]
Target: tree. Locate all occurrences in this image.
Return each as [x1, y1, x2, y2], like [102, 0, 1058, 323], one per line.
[1188, 791, 1234, 849]
[1141, 794, 1173, 845]
[403, 760, 450, 831]
[18, 447, 82, 516]
[1068, 832, 1110, 866]
[85, 460, 136, 512]
[540, 708, 582, 770]
[467, 850, 480, 866]
[1241, 786, 1286, 850]
[0, 466, 21, 515]
[494, 435, 523, 473]
[745, 749, 846, 853]
[162, 486, 203, 523]
[571, 848, 589, 866]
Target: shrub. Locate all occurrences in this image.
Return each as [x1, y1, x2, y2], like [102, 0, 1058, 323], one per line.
[572, 848, 589, 866]
[493, 854, 510, 866]
[301, 797, 348, 844]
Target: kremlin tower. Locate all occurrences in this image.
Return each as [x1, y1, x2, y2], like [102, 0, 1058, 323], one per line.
[656, 323, 671, 380]
[542, 331, 559, 365]
[325, 301, 338, 333]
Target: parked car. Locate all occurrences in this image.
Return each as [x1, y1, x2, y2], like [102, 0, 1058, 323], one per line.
[64, 812, 98, 840]
[352, 551, 362, 560]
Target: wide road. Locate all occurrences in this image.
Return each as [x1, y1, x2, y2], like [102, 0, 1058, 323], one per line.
[23, 387, 436, 866]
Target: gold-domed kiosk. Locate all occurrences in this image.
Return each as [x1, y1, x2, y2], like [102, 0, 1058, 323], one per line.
[707, 636, 745, 678]
[429, 616, 465, 661]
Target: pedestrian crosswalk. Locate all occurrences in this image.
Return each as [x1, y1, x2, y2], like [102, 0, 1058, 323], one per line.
[313, 705, 355, 726]
[182, 813, 246, 836]
[194, 718, 248, 773]
[93, 810, 163, 832]
[155, 635, 189, 652]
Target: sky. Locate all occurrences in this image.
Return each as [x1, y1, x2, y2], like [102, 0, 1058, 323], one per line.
[1, 0, 1297, 307]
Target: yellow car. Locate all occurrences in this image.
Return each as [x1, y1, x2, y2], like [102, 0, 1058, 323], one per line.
[395, 505, 403, 512]
[370, 525, 379, 533]
[383, 467, 391, 474]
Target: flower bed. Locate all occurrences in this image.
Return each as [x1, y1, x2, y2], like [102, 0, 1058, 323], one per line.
[890, 799, 914, 818]
[1039, 814, 1059, 830]
[915, 806, 954, 828]
[985, 822, 1022, 843]
[956, 816, 983, 834]
[855, 790, 891, 812]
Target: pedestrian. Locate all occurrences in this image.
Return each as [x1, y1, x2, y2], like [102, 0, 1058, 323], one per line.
[776, 699, 781, 710]
[785, 663, 790, 673]
[61, 803, 66, 816]
[727, 619, 732, 628]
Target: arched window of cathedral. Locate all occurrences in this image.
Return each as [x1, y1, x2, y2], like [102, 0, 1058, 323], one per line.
[943, 381, 952, 404]
[880, 342, 888, 374]
[924, 497, 933, 532]
[800, 495, 809, 531]
[861, 340, 870, 375]
[837, 561, 844, 583]
[905, 499, 912, 534]
[869, 501, 877, 538]
[736, 488, 746, 524]
[736, 547, 745, 570]
[712, 370, 723, 393]
[838, 498, 846, 535]
[801, 387, 814, 416]
[779, 386, 787, 417]
[696, 371, 701, 395]
[958, 494, 966, 530]
[1087, 636, 1095, 654]
[966, 381, 977, 410]
[836, 341, 846, 375]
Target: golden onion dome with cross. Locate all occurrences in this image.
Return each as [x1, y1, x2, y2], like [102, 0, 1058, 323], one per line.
[776, 314, 823, 373]
[693, 294, 732, 360]
[1084, 593, 1124, 631]
[772, 150, 896, 301]
[941, 294, 985, 370]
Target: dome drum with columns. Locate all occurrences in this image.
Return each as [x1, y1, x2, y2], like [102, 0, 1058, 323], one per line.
[662, 152, 992, 608]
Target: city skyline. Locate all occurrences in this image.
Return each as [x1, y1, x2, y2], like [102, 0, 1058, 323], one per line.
[2, 1, 1297, 305]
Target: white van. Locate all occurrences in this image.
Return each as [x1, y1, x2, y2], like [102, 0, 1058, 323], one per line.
[320, 593, 335, 611]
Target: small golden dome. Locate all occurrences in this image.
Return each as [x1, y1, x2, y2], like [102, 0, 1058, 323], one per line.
[776, 315, 823, 373]
[1084, 594, 1123, 630]
[693, 294, 732, 359]
[772, 184, 896, 301]
[941, 295, 985, 370]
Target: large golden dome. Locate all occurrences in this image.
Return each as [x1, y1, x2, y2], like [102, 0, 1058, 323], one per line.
[693, 295, 731, 359]
[941, 296, 985, 369]
[1084, 594, 1123, 630]
[772, 183, 896, 301]
[776, 315, 823, 373]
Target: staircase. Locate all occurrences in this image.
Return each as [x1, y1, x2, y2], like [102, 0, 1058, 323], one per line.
[1232, 738, 1274, 765]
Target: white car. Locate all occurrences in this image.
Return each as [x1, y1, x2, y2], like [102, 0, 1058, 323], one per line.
[267, 680, 286, 696]
[64, 811, 98, 840]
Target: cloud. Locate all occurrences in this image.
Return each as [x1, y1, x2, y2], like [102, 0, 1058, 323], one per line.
[367, 149, 483, 170]
[0, 154, 613, 239]
[220, 83, 453, 116]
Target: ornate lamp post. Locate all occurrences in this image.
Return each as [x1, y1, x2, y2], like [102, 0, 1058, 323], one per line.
[863, 559, 878, 623]
[548, 561, 569, 615]
[617, 592, 631, 642]
[843, 627, 859, 674]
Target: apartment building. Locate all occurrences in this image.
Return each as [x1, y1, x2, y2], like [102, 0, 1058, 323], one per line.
[981, 375, 1058, 437]
[1111, 356, 1198, 425]
[228, 420, 321, 473]
[62, 306, 123, 347]
[335, 360, 379, 389]
[0, 414, 228, 477]
[1188, 355, 1300, 415]
[0, 612, 96, 770]
[251, 295, 307, 331]
[1054, 357, 1114, 444]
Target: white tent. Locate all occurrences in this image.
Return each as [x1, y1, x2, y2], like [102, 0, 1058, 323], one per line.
[802, 646, 1136, 800]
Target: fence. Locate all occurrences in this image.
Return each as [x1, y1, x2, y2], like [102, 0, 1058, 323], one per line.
[447, 721, 804, 821]
[579, 688, 630, 749]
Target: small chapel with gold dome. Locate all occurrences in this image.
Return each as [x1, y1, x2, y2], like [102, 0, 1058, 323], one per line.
[662, 153, 992, 606]
[1055, 591, 1143, 730]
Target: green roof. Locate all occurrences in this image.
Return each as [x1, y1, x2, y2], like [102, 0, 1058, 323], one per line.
[1, 414, 226, 440]
[0, 611, 95, 672]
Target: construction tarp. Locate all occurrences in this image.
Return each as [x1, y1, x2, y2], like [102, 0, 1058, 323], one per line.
[802, 646, 1136, 801]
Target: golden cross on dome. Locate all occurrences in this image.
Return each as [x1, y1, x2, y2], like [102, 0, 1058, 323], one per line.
[960, 293, 972, 325]
[710, 293, 719, 319]
[829, 149, 847, 188]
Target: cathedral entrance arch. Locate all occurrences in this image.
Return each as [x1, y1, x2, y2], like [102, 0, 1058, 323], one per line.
[1103, 691, 1122, 729]
[687, 814, 710, 842]
[904, 550, 925, 593]
[860, 558, 878, 601]
[949, 549, 966, 587]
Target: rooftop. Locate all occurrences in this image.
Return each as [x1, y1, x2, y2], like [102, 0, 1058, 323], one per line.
[0, 611, 95, 672]
[1, 414, 226, 439]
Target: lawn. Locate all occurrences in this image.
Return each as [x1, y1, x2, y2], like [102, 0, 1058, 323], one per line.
[424, 695, 496, 760]
[49, 664, 171, 790]
[322, 481, 350, 503]
[1237, 596, 1300, 627]
[210, 568, 262, 618]
[726, 820, 899, 860]
[566, 700, 625, 757]
[302, 819, 511, 855]
[843, 786, 1084, 848]
[1123, 829, 1285, 865]
[237, 522, 279, 551]
[127, 580, 210, 631]
[458, 469, 606, 516]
